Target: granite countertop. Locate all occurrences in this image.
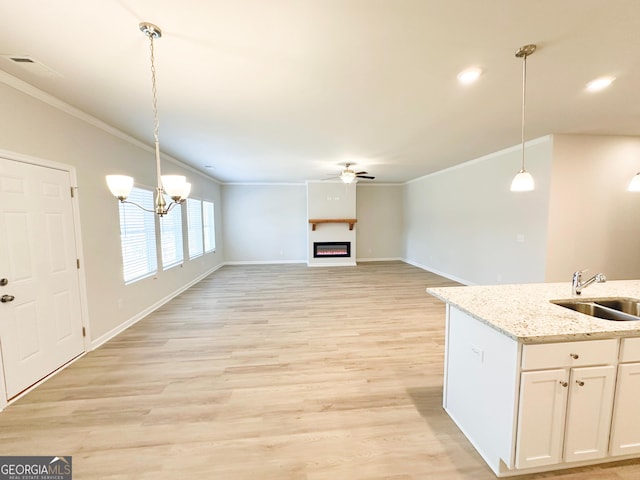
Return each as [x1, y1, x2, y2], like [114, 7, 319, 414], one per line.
[427, 281, 640, 343]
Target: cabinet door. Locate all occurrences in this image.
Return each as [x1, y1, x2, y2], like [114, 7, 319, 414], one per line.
[564, 365, 616, 462]
[516, 369, 569, 469]
[610, 363, 640, 456]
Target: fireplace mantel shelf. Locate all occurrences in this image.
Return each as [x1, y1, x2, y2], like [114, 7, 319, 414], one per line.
[308, 219, 357, 231]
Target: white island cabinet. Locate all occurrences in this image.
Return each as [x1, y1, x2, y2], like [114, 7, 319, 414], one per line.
[610, 337, 640, 456]
[429, 280, 640, 477]
[517, 341, 617, 468]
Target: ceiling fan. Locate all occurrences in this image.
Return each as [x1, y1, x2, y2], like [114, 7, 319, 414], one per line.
[324, 163, 375, 184]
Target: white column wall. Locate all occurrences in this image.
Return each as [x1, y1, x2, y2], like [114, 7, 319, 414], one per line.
[545, 135, 640, 281]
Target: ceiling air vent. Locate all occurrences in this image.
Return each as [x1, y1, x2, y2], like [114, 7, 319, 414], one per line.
[0, 54, 62, 78]
[10, 57, 35, 63]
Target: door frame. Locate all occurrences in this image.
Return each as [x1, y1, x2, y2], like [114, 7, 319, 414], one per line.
[0, 148, 90, 411]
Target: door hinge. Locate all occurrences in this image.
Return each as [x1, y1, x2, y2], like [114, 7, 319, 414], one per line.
[70, 186, 75, 198]
[76, 259, 80, 269]
[82, 327, 86, 337]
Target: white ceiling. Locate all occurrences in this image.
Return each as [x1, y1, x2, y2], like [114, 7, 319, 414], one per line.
[1, 0, 639, 183]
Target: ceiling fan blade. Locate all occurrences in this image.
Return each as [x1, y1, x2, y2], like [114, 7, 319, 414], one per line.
[356, 175, 375, 179]
[355, 171, 368, 175]
[321, 175, 340, 180]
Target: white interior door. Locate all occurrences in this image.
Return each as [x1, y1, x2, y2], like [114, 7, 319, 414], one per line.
[0, 157, 84, 399]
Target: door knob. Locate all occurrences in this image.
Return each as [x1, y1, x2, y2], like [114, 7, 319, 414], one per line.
[0, 278, 7, 286]
[1, 295, 15, 303]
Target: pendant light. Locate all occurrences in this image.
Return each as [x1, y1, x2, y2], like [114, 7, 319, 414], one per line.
[106, 22, 190, 216]
[510, 44, 537, 192]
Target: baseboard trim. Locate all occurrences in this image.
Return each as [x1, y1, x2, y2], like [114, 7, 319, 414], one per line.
[224, 260, 306, 265]
[403, 259, 473, 285]
[356, 257, 404, 262]
[90, 263, 224, 350]
[307, 262, 357, 267]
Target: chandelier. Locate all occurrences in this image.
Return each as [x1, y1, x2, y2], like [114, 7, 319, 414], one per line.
[106, 22, 190, 216]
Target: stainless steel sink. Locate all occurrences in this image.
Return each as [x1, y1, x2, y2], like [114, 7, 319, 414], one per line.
[594, 298, 640, 316]
[551, 298, 640, 322]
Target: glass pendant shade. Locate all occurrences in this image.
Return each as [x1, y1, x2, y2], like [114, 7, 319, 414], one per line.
[628, 173, 640, 192]
[510, 170, 535, 192]
[180, 182, 192, 200]
[106, 175, 134, 200]
[161, 175, 188, 199]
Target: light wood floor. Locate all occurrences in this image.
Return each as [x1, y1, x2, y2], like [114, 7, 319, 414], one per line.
[1, 262, 639, 479]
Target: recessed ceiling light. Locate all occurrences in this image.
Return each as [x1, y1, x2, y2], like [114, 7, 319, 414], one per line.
[586, 76, 615, 92]
[457, 67, 482, 85]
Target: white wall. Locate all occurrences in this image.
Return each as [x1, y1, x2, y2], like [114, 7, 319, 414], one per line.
[545, 135, 640, 281]
[220, 182, 404, 265]
[403, 137, 553, 285]
[222, 184, 307, 263]
[356, 184, 404, 261]
[0, 76, 223, 341]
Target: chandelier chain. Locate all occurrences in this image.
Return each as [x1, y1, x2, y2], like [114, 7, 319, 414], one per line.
[149, 33, 160, 147]
[521, 54, 527, 171]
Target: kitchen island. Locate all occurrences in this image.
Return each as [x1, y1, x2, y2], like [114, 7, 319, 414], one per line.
[427, 280, 640, 477]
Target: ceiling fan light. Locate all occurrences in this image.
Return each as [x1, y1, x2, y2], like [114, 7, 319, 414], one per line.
[106, 175, 134, 200]
[510, 170, 535, 192]
[340, 171, 356, 184]
[628, 173, 640, 192]
[161, 175, 187, 199]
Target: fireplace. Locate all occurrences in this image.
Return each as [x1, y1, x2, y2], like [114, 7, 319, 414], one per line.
[313, 241, 351, 258]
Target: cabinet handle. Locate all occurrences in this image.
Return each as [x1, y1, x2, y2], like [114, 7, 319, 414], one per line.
[576, 380, 585, 387]
[570, 353, 579, 359]
[559, 381, 568, 387]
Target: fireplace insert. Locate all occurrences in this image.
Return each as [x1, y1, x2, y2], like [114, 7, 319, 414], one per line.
[313, 242, 351, 258]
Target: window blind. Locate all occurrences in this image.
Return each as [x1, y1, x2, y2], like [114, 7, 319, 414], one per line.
[118, 187, 157, 283]
[160, 196, 184, 270]
[203, 200, 215, 253]
[187, 198, 203, 259]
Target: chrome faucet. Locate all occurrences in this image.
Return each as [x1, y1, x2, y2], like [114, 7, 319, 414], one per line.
[572, 270, 607, 296]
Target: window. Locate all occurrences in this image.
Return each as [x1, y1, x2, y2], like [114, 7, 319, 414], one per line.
[203, 200, 216, 253]
[118, 187, 157, 283]
[160, 197, 183, 270]
[187, 198, 203, 259]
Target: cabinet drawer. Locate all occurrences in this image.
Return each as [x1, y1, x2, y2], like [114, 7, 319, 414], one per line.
[521, 339, 618, 370]
[619, 337, 640, 363]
